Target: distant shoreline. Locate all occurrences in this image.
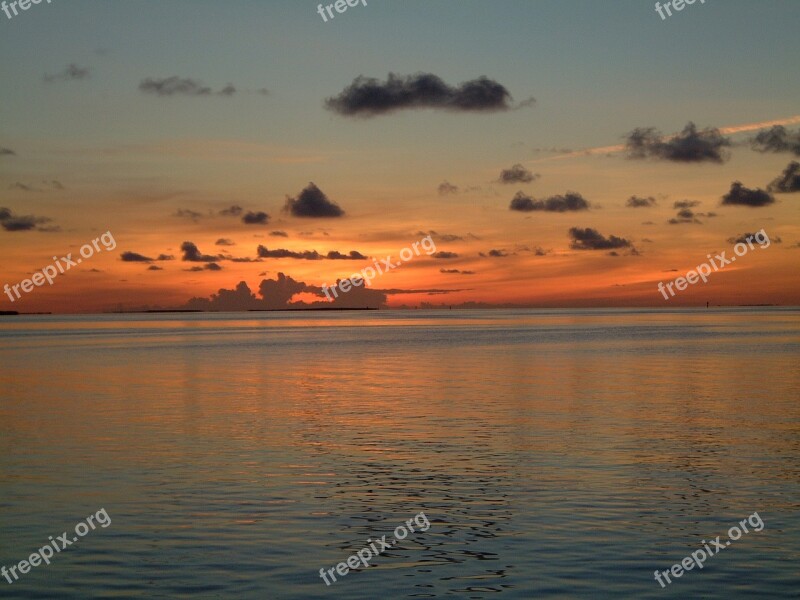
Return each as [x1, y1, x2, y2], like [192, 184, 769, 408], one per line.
[0, 304, 791, 317]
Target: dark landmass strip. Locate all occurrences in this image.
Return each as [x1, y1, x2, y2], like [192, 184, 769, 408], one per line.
[142, 310, 205, 313]
[247, 307, 378, 312]
[107, 308, 378, 314]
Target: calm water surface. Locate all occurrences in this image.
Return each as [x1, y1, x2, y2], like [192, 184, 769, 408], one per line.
[0, 308, 798, 598]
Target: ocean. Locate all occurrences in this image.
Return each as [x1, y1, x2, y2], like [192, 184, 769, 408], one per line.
[0, 308, 798, 598]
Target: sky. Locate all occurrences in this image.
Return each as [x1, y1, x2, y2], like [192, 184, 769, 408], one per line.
[1, 0, 799, 312]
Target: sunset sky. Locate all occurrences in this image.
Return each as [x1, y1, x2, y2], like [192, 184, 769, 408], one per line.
[1, 0, 799, 312]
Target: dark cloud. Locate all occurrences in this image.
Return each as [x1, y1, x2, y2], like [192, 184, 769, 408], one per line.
[173, 209, 203, 222]
[767, 161, 800, 193]
[2, 216, 49, 231]
[284, 183, 344, 218]
[10, 183, 35, 192]
[181, 241, 220, 262]
[721, 182, 775, 207]
[440, 269, 476, 275]
[256, 246, 322, 260]
[431, 251, 459, 259]
[205, 263, 223, 271]
[184, 274, 458, 311]
[509, 191, 590, 212]
[727, 232, 781, 245]
[750, 126, 800, 156]
[482, 249, 509, 257]
[258, 274, 319, 307]
[270, 231, 288, 237]
[498, 164, 538, 184]
[157, 254, 175, 261]
[624, 122, 731, 163]
[185, 275, 332, 311]
[0, 207, 53, 232]
[0, 148, 15, 156]
[438, 181, 459, 196]
[139, 76, 237, 97]
[674, 200, 700, 209]
[255, 246, 366, 260]
[121, 251, 155, 263]
[186, 281, 260, 310]
[258, 273, 319, 308]
[626, 196, 658, 208]
[216, 238, 236, 246]
[325, 73, 521, 116]
[219, 205, 243, 217]
[44, 64, 90, 83]
[242, 211, 270, 225]
[147, 265, 163, 271]
[326, 250, 368, 260]
[666, 200, 714, 223]
[668, 208, 701, 225]
[320, 280, 390, 309]
[569, 227, 633, 251]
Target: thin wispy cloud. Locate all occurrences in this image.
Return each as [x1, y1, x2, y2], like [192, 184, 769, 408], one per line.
[44, 64, 90, 83]
[438, 181, 459, 196]
[139, 76, 237, 97]
[172, 209, 204, 222]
